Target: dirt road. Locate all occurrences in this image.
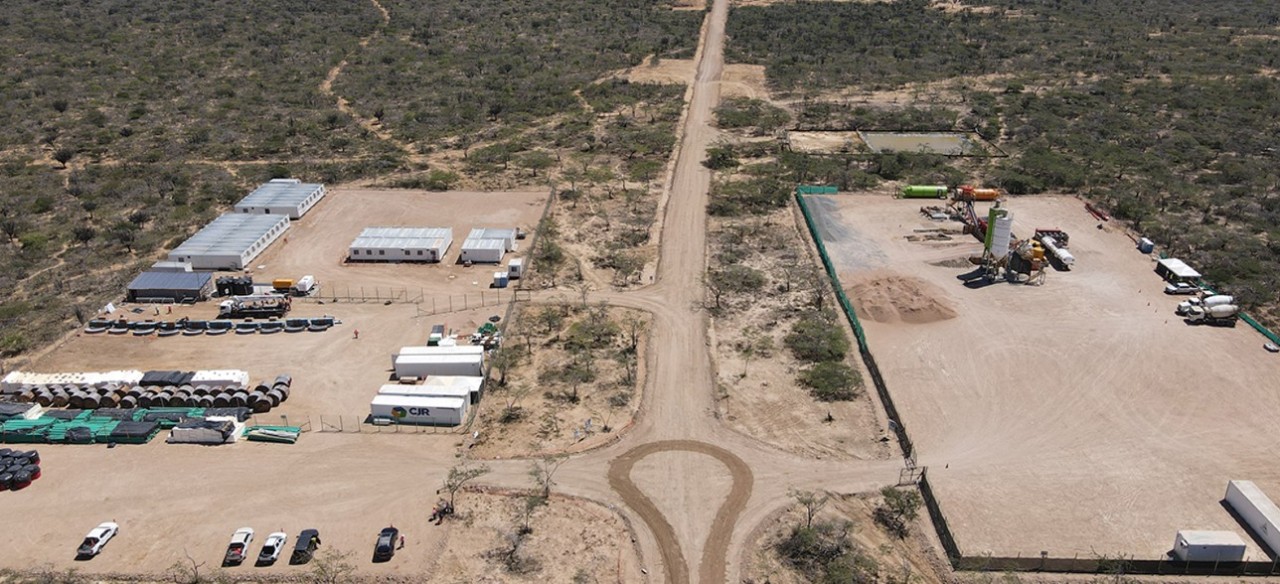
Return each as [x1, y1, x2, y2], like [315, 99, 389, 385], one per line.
[475, 0, 907, 581]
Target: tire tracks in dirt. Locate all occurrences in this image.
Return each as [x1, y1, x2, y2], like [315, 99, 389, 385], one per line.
[608, 440, 753, 584]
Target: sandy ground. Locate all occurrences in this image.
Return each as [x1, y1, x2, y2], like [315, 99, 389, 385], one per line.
[787, 131, 868, 154]
[253, 188, 547, 296]
[808, 192, 1280, 560]
[860, 132, 982, 155]
[0, 433, 459, 576]
[431, 491, 645, 583]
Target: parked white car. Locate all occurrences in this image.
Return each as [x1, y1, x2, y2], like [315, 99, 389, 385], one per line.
[257, 532, 287, 565]
[223, 527, 254, 566]
[77, 522, 119, 558]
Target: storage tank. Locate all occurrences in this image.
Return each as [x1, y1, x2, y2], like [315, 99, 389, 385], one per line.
[971, 188, 1001, 201]
[990, 214, 1013, 257]
[900, 185, 948, 199]
[1040, 235, 1075, 267]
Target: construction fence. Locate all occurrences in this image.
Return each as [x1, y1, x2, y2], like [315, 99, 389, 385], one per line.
[794, 186, 913, 460]
[298, 285, 530, 315]
[251, 414, 464, 435]
[802, 186, 1280, 578]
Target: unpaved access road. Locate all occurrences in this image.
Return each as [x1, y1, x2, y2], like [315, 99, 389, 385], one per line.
[473, 0, 907, 581]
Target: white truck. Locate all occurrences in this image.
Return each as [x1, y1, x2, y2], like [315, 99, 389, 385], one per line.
[1185, 303, 1239, 326]
[1176, 294, 1234, 316]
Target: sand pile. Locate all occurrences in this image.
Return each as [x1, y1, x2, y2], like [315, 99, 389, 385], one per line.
[846, 274, 957, 324]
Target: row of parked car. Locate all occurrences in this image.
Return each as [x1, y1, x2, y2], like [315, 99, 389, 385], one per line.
[76, 523, 400, 565]
[222, 527, 323, 566]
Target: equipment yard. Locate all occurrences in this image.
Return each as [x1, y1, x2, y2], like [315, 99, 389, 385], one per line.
[807, 192, 1280, 560]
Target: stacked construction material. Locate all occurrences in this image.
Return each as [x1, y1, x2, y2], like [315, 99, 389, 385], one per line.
[168, 416, 244, 445]
[0, 448, 42, 492]
[244, 425, 301, 444]
[7, 372, 288, 415]
[0, 407, 253, 445]
[82, 317, 336, 336]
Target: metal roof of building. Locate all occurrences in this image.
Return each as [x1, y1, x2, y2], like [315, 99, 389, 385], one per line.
[171, 214, 290, 257]
[460, 237, 505, 250]
[466, 227, 516, 241]
[235, 179, 325, 208]
[350, 227, 452, 249]
[1158, 258, 1201, 279]
[127, 271, 213, 291]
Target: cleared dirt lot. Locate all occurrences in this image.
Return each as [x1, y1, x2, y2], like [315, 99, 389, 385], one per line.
[0, 187, 570, 577]
[807, 193, 1280, 560]
[253, 187, 547, 296]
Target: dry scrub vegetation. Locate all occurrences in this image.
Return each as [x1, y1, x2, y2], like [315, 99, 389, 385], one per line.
[472, 302, 649, 458]
[722, 0, 1280, 325]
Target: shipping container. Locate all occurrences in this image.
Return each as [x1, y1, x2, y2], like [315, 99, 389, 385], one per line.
[508, 258, 524, 279]
[369, 395, 465, 426]
[1224, 480, 1280, 556]
[394, 354, 484, 378]
[392, 345, 483, 368]
[1172, 530, 1247, 562]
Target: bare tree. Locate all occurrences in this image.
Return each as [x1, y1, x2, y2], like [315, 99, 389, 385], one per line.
[310, 549, 358, 584]
[790, 489, 830, 529]
[442, 463, 491, 507]
[529, 454, 568, 499]
[621, 313, 646, 353]
[166, 548, 207, 584]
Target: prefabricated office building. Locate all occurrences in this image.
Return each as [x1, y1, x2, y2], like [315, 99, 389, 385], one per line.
[348, 227, 453, 262]
[234, 179, 327, 219]
[459, 227, 518, 264]
[168, 213, 291, 270]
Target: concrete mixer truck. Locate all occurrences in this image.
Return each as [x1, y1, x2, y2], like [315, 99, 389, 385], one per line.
[1176, 295, 1234, 316]
[1184, 303, 1239, 326]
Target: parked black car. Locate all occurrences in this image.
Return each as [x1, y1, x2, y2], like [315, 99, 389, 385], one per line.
[290, 529, 321, 565]
[372, 527, 398, 562]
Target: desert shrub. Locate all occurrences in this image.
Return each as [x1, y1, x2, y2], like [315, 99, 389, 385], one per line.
[715, 97, 791, 132]
[708, 176, 790, 216]
[785, 312, 850, 363]
[799, 361, 860, 401]
[777, 520, 877, 584]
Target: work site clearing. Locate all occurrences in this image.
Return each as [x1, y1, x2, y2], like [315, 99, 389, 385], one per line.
[807, 192, 1280, 560]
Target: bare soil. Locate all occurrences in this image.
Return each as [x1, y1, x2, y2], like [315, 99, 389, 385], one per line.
[846, 272, 958, 324]
[811, 192, 1280, 560]
[430, 491, 645, 583]
[787, 131, 868, 154]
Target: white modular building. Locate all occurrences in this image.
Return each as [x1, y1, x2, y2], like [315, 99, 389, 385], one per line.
[168, 213, 291, 270]
[377, 383, 471, 402]
[459, 237, 506, 264]
[394, 353, 484, 378]
[234, 179, 327, 219]
[466, 228, 518, 251]
[370, 394, 465, 426]
[348, 227, 453, 263]
[392, 345, 483, 368]
[1224, 480, 1280, 557]
[1172, 530, 1247, 562]
[1156, 258, 1201, 283]
[425, 375, 484, 403]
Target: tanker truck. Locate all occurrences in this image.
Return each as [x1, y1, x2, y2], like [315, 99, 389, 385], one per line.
[1176, 295, 1234, 316]
[1184, 303, 1239, 326]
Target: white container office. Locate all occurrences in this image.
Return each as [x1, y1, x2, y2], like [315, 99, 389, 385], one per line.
[459, 237, 505, 263]
[168, 213, 291, 270]
[369, 394, 465, 426]
[348, 227, 453, 263]
[234, 179, 327, 219]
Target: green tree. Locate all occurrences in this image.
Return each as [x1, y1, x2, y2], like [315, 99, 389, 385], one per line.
[875, 486, 923, 537]
[442, 463, 491, 507]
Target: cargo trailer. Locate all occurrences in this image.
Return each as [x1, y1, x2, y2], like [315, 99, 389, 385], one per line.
[394, 353, 483, 378]
[1224, 480, 1280, 555]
